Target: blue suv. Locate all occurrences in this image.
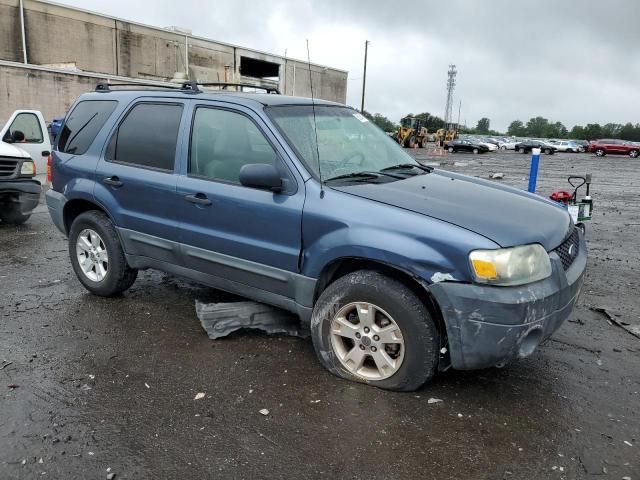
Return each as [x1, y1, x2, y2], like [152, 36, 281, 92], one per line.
[46, 82, 586, 391]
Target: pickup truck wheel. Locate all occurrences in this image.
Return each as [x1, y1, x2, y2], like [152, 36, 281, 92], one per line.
[311, 270, 439, 391]
[0, 206, 30, 225]
[69, 210, 137, 297]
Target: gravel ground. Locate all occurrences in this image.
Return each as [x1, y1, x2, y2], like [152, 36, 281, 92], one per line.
[0, 150, 638, 479]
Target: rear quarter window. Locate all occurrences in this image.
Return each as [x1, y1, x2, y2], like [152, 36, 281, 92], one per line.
[58, 100, 118, 155]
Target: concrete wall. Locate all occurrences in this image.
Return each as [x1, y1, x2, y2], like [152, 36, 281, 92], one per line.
[0, 0, 347, 103]
[0, 62, 114, 122]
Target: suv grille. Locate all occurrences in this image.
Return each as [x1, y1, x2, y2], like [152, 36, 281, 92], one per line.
[554, 228, 580, 270]
[0, 157, 19, 178]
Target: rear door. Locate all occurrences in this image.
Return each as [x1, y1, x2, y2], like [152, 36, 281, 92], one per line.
[175, 102, 305, 298]
[94, 100, 188, 264]
[1, 110, 51, 182]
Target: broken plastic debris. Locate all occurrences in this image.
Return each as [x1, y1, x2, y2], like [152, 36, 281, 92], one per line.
[259, 408, 270, 416]
[490, 172, 504, 179]
[457, 413, 463, 418]
[144, 383, 150, 389]
[623, 440, 633, 447]
[195, 300, 309, 339]
[427, 398, 443, 404]
[440, 347, 448, 354]
[430, 272, 456, 283]
[194, 392, 205, 400]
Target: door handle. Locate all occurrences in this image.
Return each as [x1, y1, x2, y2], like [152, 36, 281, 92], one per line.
[103, 176, 123, 187]
[185, 193, 212, 206]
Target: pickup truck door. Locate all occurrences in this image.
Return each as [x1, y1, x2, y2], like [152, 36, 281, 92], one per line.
[175, 102, 305, 300]
[1, 110, 51, 183]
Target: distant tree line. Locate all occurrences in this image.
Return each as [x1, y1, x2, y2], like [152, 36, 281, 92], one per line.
[363, 110, 640, 142]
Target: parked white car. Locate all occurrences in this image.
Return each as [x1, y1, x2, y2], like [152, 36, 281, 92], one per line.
[499, 140, 520, 150]
[550, 140, 583, 153]
[478, 140, 498, 151]
[1, 110, 51, 183]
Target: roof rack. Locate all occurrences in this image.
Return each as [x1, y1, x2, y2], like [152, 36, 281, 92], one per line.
[185, 82, 280, 94]
[95, 81, 280, 94]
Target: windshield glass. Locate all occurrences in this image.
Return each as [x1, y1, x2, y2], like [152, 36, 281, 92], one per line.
[266, 105, 420, 181]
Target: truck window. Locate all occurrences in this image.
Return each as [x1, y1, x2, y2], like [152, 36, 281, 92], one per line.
[3, 112, 43, 144]
[58, 100, 118, 155]
[106, 103, 183, 171]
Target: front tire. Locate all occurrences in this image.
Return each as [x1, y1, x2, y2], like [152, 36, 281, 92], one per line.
[311, 270, 440, 391]
[68, 210, 137, 297]
[0, 205, 30, 225]
[595, 148, 605, 157]
[448, 147, 454, 153]
[629, 149, 639, 158]
[473, 148, 479, 154]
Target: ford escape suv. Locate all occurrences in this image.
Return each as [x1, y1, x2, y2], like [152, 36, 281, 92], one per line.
[46, 82, 587, 391]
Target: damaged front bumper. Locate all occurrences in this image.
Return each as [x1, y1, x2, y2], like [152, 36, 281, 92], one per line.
[430, 232, 587, 370]
[0, 180, 42, 215]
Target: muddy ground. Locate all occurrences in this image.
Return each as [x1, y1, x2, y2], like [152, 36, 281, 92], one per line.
[0, 150, 638, 479]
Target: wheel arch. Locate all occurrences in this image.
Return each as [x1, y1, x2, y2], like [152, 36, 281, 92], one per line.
[63, 198, 113, 234]
[312, 257, 447, 337]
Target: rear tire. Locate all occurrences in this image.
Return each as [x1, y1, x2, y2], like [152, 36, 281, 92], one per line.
[0, 205, 30, 225]
[545, 148, 552, 155]
[311, 270, 440, 391]
[629, 150, 639, 158]
[595, 148, 605, 157]
[473, 148, 479, 154]
[448, 147, 454, 153]
[68, 210, 137, 297]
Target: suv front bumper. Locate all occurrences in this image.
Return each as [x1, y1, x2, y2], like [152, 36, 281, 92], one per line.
[430, 231, 587, 370]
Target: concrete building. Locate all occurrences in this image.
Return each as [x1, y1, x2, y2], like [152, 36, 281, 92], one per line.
[0, 0, 348, 121]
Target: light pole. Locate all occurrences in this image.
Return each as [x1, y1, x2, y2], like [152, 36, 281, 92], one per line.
[360, 40, 370, 113]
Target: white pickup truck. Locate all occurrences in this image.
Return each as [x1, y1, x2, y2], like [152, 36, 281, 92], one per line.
[1, 110, 52, 183]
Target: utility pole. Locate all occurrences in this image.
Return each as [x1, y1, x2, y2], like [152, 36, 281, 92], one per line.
[360, 40, 369, 113]
[457, 99, 462, 130]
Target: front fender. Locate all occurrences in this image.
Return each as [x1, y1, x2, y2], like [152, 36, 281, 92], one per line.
[303, 225, 461, 283]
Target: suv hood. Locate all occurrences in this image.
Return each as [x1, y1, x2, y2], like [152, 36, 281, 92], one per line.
[0, 141, 31, 159]
[333, 170, 571, 251]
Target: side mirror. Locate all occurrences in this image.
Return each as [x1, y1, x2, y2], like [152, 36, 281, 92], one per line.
[11, 130, 26, 142]
[239, 163, 283, 192]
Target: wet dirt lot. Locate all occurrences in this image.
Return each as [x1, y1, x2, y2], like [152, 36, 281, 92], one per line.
[1, 151, 638, 479]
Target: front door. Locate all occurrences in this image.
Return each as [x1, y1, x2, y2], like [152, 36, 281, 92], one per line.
[176, 104, 305, 299]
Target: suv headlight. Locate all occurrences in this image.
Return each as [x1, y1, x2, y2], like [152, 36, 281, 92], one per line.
[20, 160, 36, 176]
[469, 244, 552, 286]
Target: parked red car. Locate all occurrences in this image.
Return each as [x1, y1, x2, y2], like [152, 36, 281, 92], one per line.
[588, 139, 640, 158]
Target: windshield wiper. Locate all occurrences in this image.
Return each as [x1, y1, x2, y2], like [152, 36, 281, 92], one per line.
[324, 171, 382, 182]
[380, 163, 434, 174]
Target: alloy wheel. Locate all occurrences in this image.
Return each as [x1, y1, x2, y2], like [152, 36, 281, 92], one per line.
[76, 228, 109, 282]
[330, 302, 405, 381]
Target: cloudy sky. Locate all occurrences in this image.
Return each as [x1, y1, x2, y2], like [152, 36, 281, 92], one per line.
[60, 0, 639, 131]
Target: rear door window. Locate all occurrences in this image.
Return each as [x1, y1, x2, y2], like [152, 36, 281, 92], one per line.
[106, 103, 183, 171]
[58, 100, 117, 154]
[3, 112, 43, 144]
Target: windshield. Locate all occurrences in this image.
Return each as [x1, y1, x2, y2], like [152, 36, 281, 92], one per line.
[266, 105, 420, 181]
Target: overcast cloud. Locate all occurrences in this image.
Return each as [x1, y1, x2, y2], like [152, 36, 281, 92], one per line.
[59, 0, 640, 131]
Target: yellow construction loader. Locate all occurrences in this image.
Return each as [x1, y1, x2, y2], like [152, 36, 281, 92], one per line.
[436, 128, 457, 145]
[395, 117, 429, 148]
